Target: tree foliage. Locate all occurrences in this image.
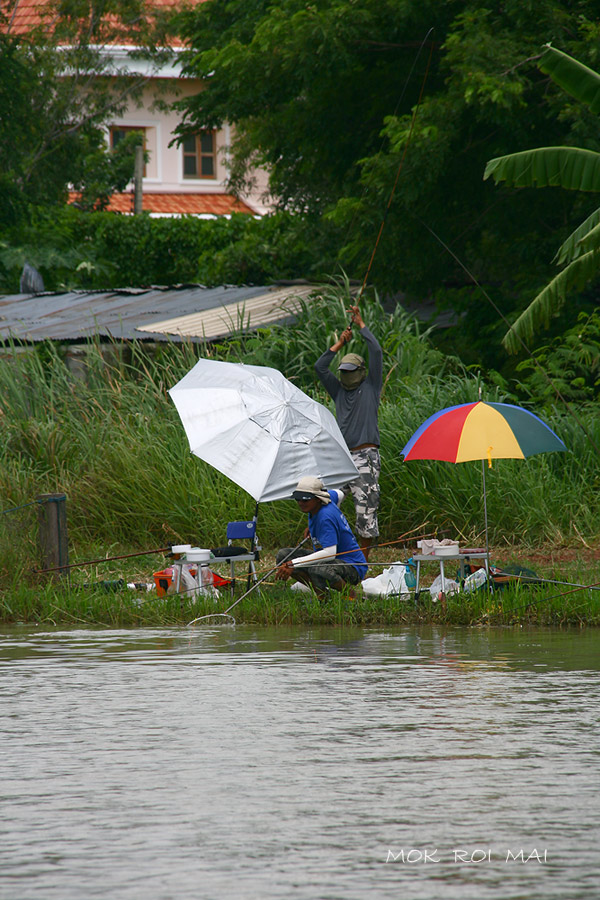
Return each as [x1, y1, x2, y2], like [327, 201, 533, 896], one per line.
[0, 0, 174, 226]
[0, 207, 330, 292]
[485, 46, 600, 352]
[175, 0, 600, 358]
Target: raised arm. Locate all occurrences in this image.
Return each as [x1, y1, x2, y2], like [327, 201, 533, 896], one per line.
[348, 306, 382, 390]
[314, 325, 353, 398]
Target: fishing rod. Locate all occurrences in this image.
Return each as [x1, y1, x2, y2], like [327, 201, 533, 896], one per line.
[498, 573, 600, 592]
[357, 31, 435, 304]
[187, 536, 311, 626]
[492, 575, 600, 617]
[186, 526, 440, 625]
[328, 29, 435, 314]
[34, 546, 171, 574]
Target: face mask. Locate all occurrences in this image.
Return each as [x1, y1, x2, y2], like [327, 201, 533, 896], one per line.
[339, 368, 366, 390]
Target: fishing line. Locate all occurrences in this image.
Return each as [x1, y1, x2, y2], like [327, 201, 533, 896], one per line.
[417, 218, 600, 457]
[327, 28, 435, 308]
[356, 31, 435, 304]
[187, 537, 311, 626]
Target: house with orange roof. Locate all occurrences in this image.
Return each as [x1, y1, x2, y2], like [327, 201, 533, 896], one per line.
[5, 0, 270, 217]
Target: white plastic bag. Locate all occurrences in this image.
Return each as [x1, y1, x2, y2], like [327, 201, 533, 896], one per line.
[428, 574, 460, 600]
[362, 563, 412, 600]
[168, 564, 220, 599]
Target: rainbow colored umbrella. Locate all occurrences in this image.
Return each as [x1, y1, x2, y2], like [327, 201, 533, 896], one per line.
[401, 400, 567, 568]
[402, 401, 566, 464]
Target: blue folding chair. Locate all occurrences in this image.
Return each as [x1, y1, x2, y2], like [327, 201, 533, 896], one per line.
[210, 519, 260, 593]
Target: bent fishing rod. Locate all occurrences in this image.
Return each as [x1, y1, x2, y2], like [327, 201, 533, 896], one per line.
[328, 28, 435, 316]
[187, 536, 311, 626]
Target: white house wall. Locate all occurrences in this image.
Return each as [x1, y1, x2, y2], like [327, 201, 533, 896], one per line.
[107, 77, 272, 214]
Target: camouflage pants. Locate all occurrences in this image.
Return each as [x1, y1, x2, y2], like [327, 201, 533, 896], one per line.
[276, 548, 361, 593]
[344, 446, 381, 539]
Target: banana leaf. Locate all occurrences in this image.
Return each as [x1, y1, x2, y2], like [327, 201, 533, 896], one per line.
[539, 45, 600, 113]
[484, 147, 600, 192]
[503, 248, 600, 353]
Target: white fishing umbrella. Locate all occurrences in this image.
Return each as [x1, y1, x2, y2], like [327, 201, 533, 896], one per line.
[169, 359, 358, 502]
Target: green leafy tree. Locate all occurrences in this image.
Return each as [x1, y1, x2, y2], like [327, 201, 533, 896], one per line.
[0, 0, 174, 226]
[175, 0, 450, 213]
[485, 45, 600, 352]
[515, 309, 600, 405]
[175, 0, 600, 346]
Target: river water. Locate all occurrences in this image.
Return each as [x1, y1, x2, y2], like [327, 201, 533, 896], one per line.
[1, 625, 598, 900]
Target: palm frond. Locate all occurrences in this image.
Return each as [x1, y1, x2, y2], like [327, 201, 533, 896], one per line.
[503, 248, 600, 353]
[554, 207, 600, 264]
[484, 147, 600, 191]
[539, 45, 600, 113]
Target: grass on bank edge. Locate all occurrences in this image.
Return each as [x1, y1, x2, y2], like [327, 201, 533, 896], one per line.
[2, 574, 600, 628]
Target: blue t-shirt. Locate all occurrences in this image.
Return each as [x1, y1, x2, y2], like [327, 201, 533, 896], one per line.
[308, 490, 368, 580]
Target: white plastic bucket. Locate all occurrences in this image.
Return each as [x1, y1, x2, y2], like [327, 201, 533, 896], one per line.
[185, 548, 211, 564]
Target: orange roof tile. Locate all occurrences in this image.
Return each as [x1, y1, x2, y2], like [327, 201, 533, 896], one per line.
[68, 191, 256, 216]
[4, 0, 205, 41]
[4, 0, 50, 34]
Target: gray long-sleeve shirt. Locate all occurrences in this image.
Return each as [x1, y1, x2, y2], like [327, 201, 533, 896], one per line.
[314, 326, 382, 450]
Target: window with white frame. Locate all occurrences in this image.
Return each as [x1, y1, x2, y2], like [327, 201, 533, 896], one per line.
[182, 131, 216, 179]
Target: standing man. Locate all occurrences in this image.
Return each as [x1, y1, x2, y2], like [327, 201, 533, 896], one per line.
[275, 476, 367, 598]
[314, 304, 382, 560]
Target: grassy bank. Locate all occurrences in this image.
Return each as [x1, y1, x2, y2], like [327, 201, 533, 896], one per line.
[2, 543, 599, 628]
[2, 575, 600, 629]
[1, 288, 599, 626]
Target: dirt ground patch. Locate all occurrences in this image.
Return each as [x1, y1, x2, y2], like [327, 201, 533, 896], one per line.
[497, 543, 600, 572]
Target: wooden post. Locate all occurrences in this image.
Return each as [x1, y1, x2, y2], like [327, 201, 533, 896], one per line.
[37, 493, 69, 576]
[134, 143, 144, 215]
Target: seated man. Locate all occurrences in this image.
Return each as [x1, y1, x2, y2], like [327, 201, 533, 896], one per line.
[276, 476, 368, 598]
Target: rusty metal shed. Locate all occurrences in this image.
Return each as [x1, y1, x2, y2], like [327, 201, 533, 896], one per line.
[0, 283, 319, 344]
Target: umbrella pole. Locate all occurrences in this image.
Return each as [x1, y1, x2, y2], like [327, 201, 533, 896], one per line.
[246, 500, 260, 592]
[481, 458, 491, 586]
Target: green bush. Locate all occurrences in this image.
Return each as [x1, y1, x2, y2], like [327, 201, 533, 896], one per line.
[0, 206, 340, 292]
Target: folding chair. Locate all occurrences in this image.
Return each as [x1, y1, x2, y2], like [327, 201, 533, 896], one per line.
[210, 519, 260, 593]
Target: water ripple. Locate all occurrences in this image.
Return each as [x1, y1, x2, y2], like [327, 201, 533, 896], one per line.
[0, 625, 598, 899]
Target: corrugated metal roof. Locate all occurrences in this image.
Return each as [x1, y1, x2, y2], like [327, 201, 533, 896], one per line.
[0, 284, 318, 343]
[138, 285, 316, 340]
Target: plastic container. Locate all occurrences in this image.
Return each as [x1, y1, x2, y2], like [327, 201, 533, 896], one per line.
[171, 544, 192, 555]
[463, 568, 487, 593]
[435, 545, 459, 557]
[153, 567, 174, 597]
[185, 548, 211, 563]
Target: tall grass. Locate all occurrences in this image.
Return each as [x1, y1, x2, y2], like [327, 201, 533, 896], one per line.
[0, 287, 598, 603]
